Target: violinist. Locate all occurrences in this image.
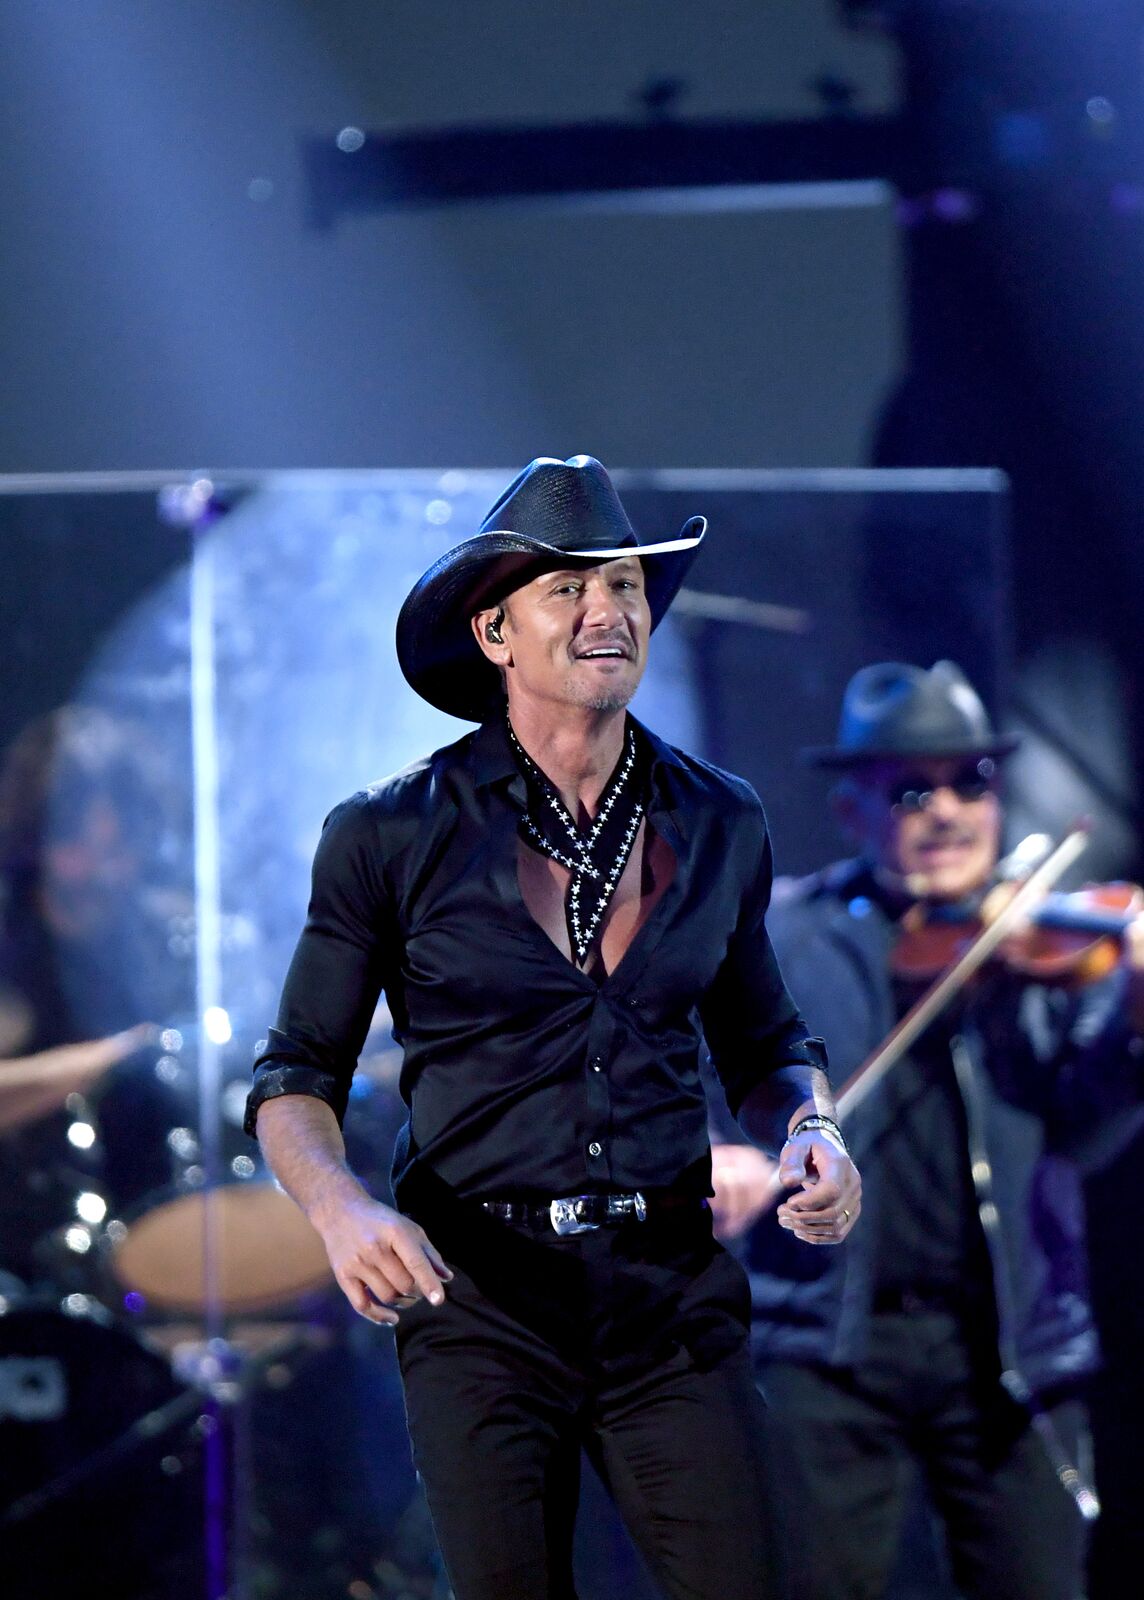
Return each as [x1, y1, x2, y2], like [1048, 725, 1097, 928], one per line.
[709, 660, 1144, 1600]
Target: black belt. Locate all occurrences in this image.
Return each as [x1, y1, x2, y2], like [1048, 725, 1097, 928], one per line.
[479, 1190, 703, 1236]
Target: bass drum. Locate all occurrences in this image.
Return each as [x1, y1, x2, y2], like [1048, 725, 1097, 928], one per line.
[101, 1062, 333, 1316]
[0, 1294, 203, 1593]
[98, 1037, 407, 1318]
[108, 1181, 334, 1315]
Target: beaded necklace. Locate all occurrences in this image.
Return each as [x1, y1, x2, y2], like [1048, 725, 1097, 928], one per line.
[506, 714, 646, 966]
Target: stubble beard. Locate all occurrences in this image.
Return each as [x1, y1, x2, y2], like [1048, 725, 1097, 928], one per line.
[583, 687, 634, 712]
[564, 671, 638, 714]
[558, 647, 644, 714]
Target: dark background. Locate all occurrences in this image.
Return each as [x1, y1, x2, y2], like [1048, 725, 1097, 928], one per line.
[3, 2, 1144, 1596]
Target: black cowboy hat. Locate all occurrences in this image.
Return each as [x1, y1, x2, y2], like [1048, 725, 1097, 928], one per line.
[804, 660, 1020, 768]
[396, 455, 706, 721]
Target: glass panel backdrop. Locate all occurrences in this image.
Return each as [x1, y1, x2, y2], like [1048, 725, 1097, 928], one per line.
[0, 469, 1007, 1598]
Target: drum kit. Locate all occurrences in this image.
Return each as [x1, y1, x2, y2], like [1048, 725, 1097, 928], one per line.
[0, 1026, 411, 1594]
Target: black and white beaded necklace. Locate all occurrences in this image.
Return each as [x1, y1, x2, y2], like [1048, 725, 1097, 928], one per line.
[506, 714, 646, 965]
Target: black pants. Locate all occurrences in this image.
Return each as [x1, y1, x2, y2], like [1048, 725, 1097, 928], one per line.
[395, 1187, 784, 1600]
[759, 1310, 1091, 1600]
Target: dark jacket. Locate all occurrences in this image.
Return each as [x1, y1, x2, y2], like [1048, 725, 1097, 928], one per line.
[747, 860, 1144, 1397]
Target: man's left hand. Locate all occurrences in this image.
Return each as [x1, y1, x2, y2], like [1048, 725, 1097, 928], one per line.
[776, 1128, 861, 1245]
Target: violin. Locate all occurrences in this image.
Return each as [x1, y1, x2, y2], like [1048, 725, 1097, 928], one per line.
[837, 823, 1092, 1121]
[891, 880, 1144, 987]
[747, 824, 1138, 1221]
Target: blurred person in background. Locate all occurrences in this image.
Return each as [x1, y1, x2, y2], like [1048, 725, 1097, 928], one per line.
[710, 660, 1144, 1600]
[0, 706, 179, 1286]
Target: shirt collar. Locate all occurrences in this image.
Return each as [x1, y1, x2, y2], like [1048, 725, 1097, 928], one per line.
[635, 718, 691, 843]
[468, 713, 520, 791]
[467, 709, 689, 812]
[636, 716, 689, 785]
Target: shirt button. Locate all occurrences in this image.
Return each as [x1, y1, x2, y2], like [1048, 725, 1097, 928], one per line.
[591, 1056, 603, 1072]
[588, 1141, 602, 1158]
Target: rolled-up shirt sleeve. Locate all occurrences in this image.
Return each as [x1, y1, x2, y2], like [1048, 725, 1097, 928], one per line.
[244, 791, 396, 1135]
[698, 792, 828, 1120]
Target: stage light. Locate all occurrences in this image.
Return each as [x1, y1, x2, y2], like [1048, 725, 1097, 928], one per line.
[203, 1004, 232, 1044]
[155, 1054, 182, 1084]
[75, 1191, 107, 1224]
[167, 1126, 199, 1160]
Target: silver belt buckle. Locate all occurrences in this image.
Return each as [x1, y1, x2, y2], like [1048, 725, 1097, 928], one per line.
[550, 1197, 599, 1236]
[633, 1191, 647, 1222]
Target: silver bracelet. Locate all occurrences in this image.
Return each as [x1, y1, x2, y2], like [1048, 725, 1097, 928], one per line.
[786, 1113, 848, 1153]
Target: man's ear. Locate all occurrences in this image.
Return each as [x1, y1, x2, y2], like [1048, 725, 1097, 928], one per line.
[472, 606, 511, 666]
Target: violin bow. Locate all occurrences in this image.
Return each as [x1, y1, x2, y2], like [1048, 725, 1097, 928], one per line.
[725, 823, 1092, 1222]
[836, 820, 1091, 1120]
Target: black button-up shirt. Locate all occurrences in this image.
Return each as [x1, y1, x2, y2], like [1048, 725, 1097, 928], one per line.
[244, 716, 826, 1205]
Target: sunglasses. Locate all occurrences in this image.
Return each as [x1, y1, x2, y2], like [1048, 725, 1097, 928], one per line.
[887, 757, 997, 814]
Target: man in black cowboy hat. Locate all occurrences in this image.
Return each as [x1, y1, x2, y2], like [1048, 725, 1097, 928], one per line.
[245, 455, 860, 1599]
[709, 660, 1144, 1600]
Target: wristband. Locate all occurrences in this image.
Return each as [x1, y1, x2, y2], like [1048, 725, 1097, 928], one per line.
[786, 1114, 848, 1153]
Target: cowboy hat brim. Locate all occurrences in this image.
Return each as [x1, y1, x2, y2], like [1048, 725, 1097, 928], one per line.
[397, 518, 706, 722]
[803, 732, 1021, 768]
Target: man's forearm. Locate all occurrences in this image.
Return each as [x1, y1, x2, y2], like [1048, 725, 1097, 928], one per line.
[255, 1093, 372, 1231]
[737, 1064, 838, 1156]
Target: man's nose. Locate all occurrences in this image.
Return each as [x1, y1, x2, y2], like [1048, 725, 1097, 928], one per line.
[582, 577, 625, 626]
[924, 786, 963, 819]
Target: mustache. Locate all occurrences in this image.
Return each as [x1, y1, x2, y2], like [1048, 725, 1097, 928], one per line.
[914, 822, 979, 850]
[571, 632, 634, 660]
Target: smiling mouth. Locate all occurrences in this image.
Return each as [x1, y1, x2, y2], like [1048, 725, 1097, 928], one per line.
[917, 837, 976, 855]
[574, 645, 631, 662]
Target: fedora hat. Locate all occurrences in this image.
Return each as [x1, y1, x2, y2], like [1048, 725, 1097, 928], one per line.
[396, 456, 706, 721]
[805, 660, 1019, 768]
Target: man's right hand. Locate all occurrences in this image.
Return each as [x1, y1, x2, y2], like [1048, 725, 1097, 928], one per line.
[315, 1193, 453, 1327]
[255, 1093, 454, 1326]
